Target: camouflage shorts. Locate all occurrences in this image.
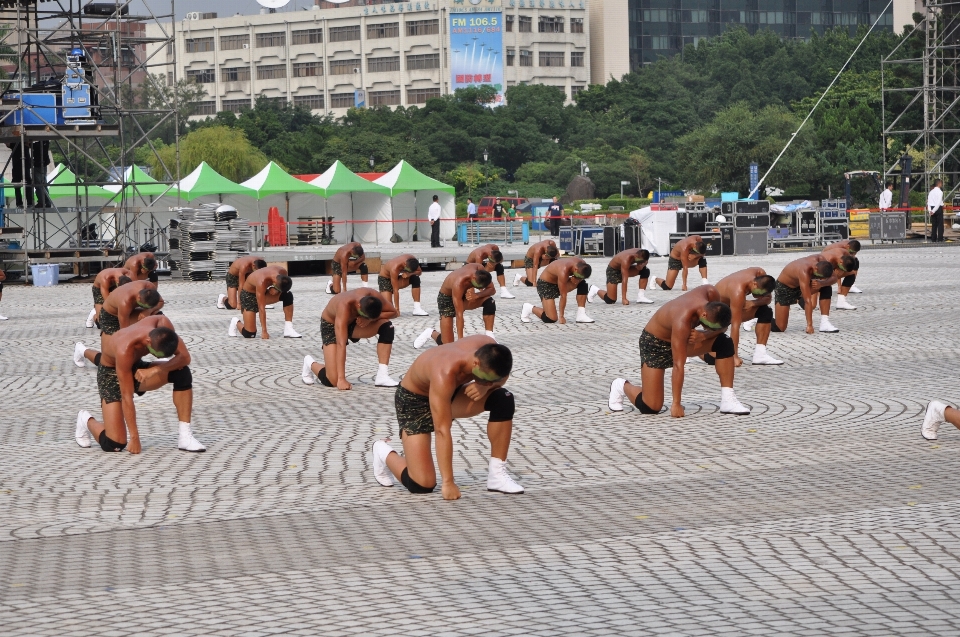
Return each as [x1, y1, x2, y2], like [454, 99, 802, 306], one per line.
[99, 308, 121, 335]
[378, 275, 393, 293]
[775, 281, 802, 307]
[523, 256, 535, 270]
[605, 266, 622, 285]
[438, 291, 456, 318]
[396, 385, 435, 436]
[320, 318, 359, 347]
[239, 289, 259, 313]
[97, 360, 149, 404]
[92, 284, 105, 305]
[667, 257, 684, 271]
[226, 272, 240, 289]
[537, 280, 561, 300]
[331, 261, 343, 276]
[639, 329, 673, 370]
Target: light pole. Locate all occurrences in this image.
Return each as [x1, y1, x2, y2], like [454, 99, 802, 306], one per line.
[483, 148, 489, 163]
[620, 180, 630, 199]
[581, 161, 589, 177]
[654, 177, 670, 205]
[369, 155, 375, 169]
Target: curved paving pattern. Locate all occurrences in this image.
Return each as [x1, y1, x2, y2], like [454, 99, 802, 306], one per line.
[3, 246, 960, 635]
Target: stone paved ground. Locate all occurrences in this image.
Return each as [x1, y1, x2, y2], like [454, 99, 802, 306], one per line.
[2, 245, 960, 636]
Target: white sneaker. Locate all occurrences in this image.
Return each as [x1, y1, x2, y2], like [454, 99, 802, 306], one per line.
[283, 322, 302, 338]
[414, 327, 434, 349]
[487, 458, 524, 494]
[575, 307, 595, 323]
[178, 423, 206, 452]
[819, 316, 839, 333]
[587, 285, 600, 303]
[265, 304, 276, 310]
[608, 378, 626, 412]
[375, 365, 400, 387]
[73, 342, 87, 368]
[75, 410, 92, 448]
[216, 293, 226, 309]
[849, 285, 863, 294]
[85, 308, 96, 328]
[0, 314, 7, 321]
[836, 295, 857, 310]
[702, 278, 710, 285]
[412, 303, 429, 316]
[228, 317, 240, 337]
[325, 280, 334, 294]
[742, 318, 759, 332]
[520, 303, 534, 323]
[484, 330, 498, 343]
[752, 351, 784, 365]
[513, 273, 522, 287]
[922, 400, 948, 441]
[719, 388, 750, 415]
[636, 291, 654, 304]
[372, 440, 395, 487]
[500, 288, 516, 299]
[301, 355, 316, 385]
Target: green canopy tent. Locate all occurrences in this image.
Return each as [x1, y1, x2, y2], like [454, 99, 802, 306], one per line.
[175, 161, 255, 202]
[46, 163, 116, 201]
[104, 165, 176, 203]
[373, 160, 456, 243]
[308, 160, 391, 243]
[237, 161, 325, 245]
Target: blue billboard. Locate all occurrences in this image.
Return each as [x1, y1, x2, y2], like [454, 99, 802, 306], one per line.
[449, 12, 504, 106]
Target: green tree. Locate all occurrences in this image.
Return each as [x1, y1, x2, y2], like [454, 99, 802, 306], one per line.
[149, 125, 267, 183]
[447, 162, 498, 197]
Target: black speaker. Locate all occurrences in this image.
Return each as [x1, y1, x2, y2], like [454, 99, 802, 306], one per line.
[677, 211, 708, 233]
[623, 224, 641, 249]
[603, 226, 617, 257]
[734, 213, 770, 228]
[734, 200, 770, 214]
[822, 223, 849, 239]
[721, 202, 733, 216]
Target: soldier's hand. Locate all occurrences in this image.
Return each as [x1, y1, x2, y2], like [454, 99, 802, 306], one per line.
[127, 436, 142, 455]
[262, 331, 270, 340]
[464, 289, 476, 302]
[670, 402, 685, 418]
[734, 355, 743, 368]
[134, 367, 152, 383]
[811, 280, 821, 291]
[337, 378, 352, 391]
[441, 482, 462, 501]
[463, 381, 485, 401]
[558, 316, 566, 324]
[622, 299, 630, 306]
[805, 325, 814, 334]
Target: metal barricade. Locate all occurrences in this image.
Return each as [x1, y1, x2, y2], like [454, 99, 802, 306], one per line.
[458, 220, 528, 245]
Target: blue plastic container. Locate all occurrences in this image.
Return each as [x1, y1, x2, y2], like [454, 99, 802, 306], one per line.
[31, 264, 59, 286]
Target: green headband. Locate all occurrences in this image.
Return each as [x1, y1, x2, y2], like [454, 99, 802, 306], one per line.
[572, 271, 586, 280]
[147, 345, 167, 358]
[136, 299, 153, 309]
[700, 317, 722, 330]
[472, 366, 501, 382]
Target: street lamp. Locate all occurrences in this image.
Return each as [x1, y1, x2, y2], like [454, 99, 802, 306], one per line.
[369, 155, 375, 169]
[580, 161, 589, 177]
[620, 180, 630, 199]
[483, 149, 489, 163]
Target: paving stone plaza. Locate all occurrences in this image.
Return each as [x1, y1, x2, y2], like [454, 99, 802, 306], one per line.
[2, 245, 960, 636]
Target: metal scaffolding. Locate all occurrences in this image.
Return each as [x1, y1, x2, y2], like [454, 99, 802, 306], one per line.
[0, 0, 178, 267]
[882, 3, 960, 204]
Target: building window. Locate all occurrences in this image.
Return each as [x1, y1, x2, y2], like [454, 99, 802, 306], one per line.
[194, 101, 216, 115]
[519, 49, 532, 66]
[292, 28, 323, 45]
[293, 61, 323, 77]
[571, 85, 585, 99]
[539, 51, 564, 67]
[570, 51, 584, 67]
[506, 48, 515, 66]
[185, 68, 215, 83]
[539, 16, 564, 33]
[256, 64, 286, 80]
[167, 71, 173, 86]
[256, 32, 285, 48]
[368, 22, 399, 39]
[369, 89, 401, 106]
[368, 56, 400, 73]
[505, 15, 514, 32]
[222, 98, 251, 113]
[185, 37, 214, 53]
[294, 94, 324, 110]
[406, 19, 439, 36]
[330, 59, 361, 75]
[407, 53, 440, 70]
[571, 17, 584, 33]
[329, 25, 361, 42]
[408, 88, 441, 104]
[643, 9, 681, 22]
[519, 16, 532, 32]
[221, 66, 251, 82]
[330, 92, 356, 108]
[220, 34, 250, 50]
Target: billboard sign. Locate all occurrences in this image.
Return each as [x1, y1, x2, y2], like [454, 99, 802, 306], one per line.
[449, 12, 504, 106]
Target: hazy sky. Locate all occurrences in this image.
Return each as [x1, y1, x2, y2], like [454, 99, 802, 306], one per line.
[131, 0, 324, 21]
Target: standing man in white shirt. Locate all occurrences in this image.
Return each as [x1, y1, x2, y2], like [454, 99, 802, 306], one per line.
[467, 197, 477, 222]
[928, 178, 945, 243]
[428, 194, 442, 247]
[878, 181, 893, 211]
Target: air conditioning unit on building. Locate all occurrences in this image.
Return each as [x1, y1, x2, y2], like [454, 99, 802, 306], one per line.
[243, 44, 250, 49]
[185, 11, 201, 20]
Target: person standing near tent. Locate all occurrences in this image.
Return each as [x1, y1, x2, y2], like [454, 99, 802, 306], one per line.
[927, 178, 945, 243]
[878, 181, 893, 211]
[547, 197, 563, 236]
[467, 197, 477, 222]
[429, 194, 442, 247]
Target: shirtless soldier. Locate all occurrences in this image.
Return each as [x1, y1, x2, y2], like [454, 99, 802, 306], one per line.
[123, 252, 158, 284]
[74, 314, 205, 454]
[520, 257, 594, 324]
[378, 254, 428, 316]
[228, 265, 302, 339]
[654, 235, 709, 291]
[413, 264, 497, 348]
[608, 286, 750, 416]
[301, 288, 400, 389]
[772, 256, 836, 334]
[85, 267, 133, 328]
[467, 243, 516, 299]
[714, 268, 782, 366]
[513, 239, 560, 287]
[587, 248, 655, 305]
[822, 239, 862, 310]
[370, 336, 523, 498]
[217, 256, 267, 310]
[75, 281, 162, 367]
[325, 242, 369, 294]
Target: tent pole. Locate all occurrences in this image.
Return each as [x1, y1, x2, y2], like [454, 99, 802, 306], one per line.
[350, 192, 355, 243]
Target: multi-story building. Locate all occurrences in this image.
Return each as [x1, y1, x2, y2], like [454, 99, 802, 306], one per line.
[627, 0, 901, 68]
[147, 0, 590, 118]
